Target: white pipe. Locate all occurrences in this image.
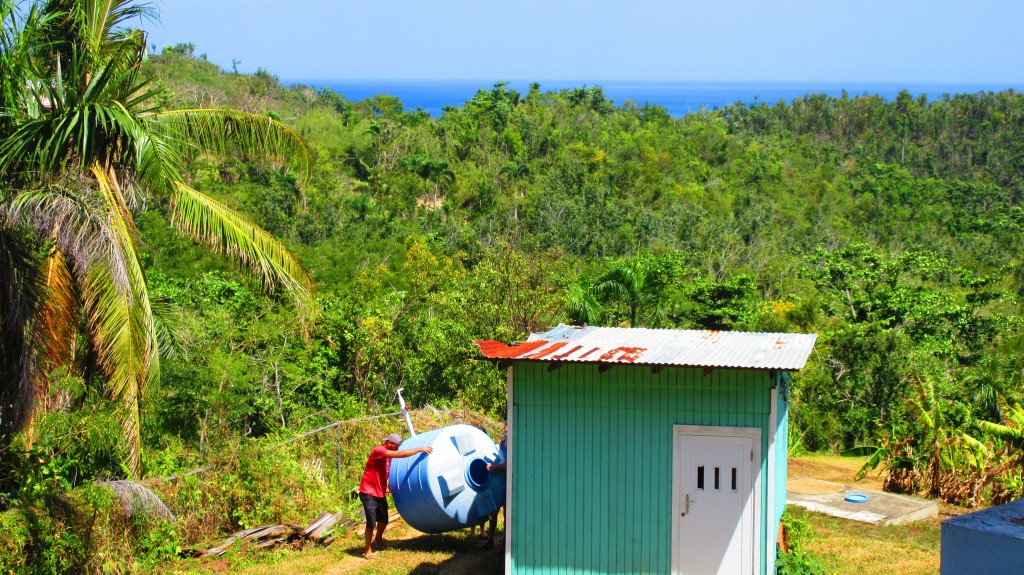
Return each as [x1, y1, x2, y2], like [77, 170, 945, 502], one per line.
[396, 387, 416, 437]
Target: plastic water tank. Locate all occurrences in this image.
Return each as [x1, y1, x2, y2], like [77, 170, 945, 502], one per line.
[389, 424, 506, 533]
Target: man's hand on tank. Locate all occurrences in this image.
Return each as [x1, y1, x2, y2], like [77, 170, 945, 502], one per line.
[421, 446, 433, 454]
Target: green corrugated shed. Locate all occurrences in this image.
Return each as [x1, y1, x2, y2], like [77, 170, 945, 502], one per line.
[476, 325, 813, 575]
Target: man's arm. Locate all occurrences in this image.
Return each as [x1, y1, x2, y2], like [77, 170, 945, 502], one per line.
[384, 446, 433, 458]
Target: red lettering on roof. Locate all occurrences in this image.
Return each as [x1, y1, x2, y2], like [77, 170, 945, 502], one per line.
[553, 344, 583, 360]
[598, 347, 647, 362]
[527, 341, 568, 359]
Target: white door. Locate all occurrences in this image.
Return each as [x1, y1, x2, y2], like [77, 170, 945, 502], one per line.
[672, 426, 760, 575]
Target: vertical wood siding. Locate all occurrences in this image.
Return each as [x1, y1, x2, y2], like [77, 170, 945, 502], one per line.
[511, 362, 774, 575]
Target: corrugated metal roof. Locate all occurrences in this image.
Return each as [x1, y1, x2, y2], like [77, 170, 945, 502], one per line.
[475, 324, 817, 371]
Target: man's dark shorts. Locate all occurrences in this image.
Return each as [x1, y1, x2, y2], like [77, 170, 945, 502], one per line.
[359, 492, 389, 529]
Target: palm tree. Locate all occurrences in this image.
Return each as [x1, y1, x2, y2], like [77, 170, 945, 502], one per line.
[400, 154, 454, 208]
[593, 254, 676, 328]
[0, 0, 314, 477]
[499, 161, 529, 220]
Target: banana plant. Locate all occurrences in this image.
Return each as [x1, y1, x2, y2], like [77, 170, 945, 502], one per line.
[977, 399, 1024, 501]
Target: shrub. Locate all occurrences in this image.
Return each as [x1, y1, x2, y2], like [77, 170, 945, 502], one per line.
[777, 511, 829, 575]
[0, 509, 31, 573]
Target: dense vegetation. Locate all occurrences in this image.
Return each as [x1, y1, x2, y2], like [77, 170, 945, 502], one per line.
[144, 48, 1024, 507]
[142, 51, 1024, 504]
[141, 53, 1024, 440]
[3, 1, 1024, 572]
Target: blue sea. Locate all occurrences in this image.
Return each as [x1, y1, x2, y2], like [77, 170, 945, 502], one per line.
[283, 79, 1021, 118]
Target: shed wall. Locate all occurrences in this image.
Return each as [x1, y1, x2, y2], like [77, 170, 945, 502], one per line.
[774, 375, 790, 527]
[510, 362, 774, 575]
[768, 372, 791, 574]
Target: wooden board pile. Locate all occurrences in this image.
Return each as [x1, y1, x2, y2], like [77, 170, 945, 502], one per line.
[187, 511, 348, 557]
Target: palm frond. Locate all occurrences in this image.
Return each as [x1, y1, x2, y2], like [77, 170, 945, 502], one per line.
[75, 0, 155, 59]
[170, 182, 314, 314]
[81, 262, 152, 478]
[0, 42, 155, 183]
[135, 128, 185, 195]
[0, 2, 58, 130]
[80, 165, 159, 478]
[151, 300, 180, 360]
[564, 280, 603, 326]
[148, 108, 313, 189]
[100, 479, 175, 520]
[32, 248, 79, 409]
[593, 278, 629, 299]
[91, 164, 139, 242]
[36, 0, 152, 68]
[1, 182, 134, 295]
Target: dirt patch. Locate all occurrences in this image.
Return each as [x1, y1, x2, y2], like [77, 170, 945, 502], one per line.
[179, 518, 505, 575]
[319, 520, 503, 575]
[788, 478, 845, 495]
[789, 454, 886, 491]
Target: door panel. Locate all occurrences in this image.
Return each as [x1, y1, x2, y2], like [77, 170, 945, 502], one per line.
[673, 431, 755, 575]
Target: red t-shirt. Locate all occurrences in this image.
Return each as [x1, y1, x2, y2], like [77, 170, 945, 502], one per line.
[358, 445, 391, 497]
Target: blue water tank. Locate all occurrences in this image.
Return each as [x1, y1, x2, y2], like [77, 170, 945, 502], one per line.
[389, 424, 506, 533]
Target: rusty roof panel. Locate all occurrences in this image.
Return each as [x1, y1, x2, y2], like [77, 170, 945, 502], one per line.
[475, 324, 817, 371]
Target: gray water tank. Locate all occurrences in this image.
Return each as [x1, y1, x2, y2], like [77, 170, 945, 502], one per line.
[941, 498, 1024, 575]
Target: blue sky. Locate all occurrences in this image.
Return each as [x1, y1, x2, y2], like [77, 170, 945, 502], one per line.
[143, 0, 1024, 84]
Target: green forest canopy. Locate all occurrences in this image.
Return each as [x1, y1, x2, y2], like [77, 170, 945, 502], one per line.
[6, 35, 1024, 482]
[143, 49, 1024, 455]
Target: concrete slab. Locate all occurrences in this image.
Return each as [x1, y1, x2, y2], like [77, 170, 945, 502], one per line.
[786, 477, 938, 525]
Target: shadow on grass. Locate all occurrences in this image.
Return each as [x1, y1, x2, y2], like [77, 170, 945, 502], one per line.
[340, 531, 505, 574]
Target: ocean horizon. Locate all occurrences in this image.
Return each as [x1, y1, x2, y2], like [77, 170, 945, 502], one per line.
[282, 79, 1022, 118]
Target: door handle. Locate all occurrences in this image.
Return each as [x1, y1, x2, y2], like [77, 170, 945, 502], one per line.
[681, 494, 691, 517]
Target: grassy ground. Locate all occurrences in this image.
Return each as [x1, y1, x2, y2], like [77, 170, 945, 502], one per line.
[788, 453, 968, 575]
[159, 453, 963, 574]
[792, 506, 942, 575]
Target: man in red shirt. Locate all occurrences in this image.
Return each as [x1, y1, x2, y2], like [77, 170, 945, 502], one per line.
[359, 433, 432, 559]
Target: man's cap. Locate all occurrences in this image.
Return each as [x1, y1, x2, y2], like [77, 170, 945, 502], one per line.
[384, 433, 403, 445]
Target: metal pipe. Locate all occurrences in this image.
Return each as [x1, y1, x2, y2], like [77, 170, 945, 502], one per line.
[397, 388, 416, 436]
